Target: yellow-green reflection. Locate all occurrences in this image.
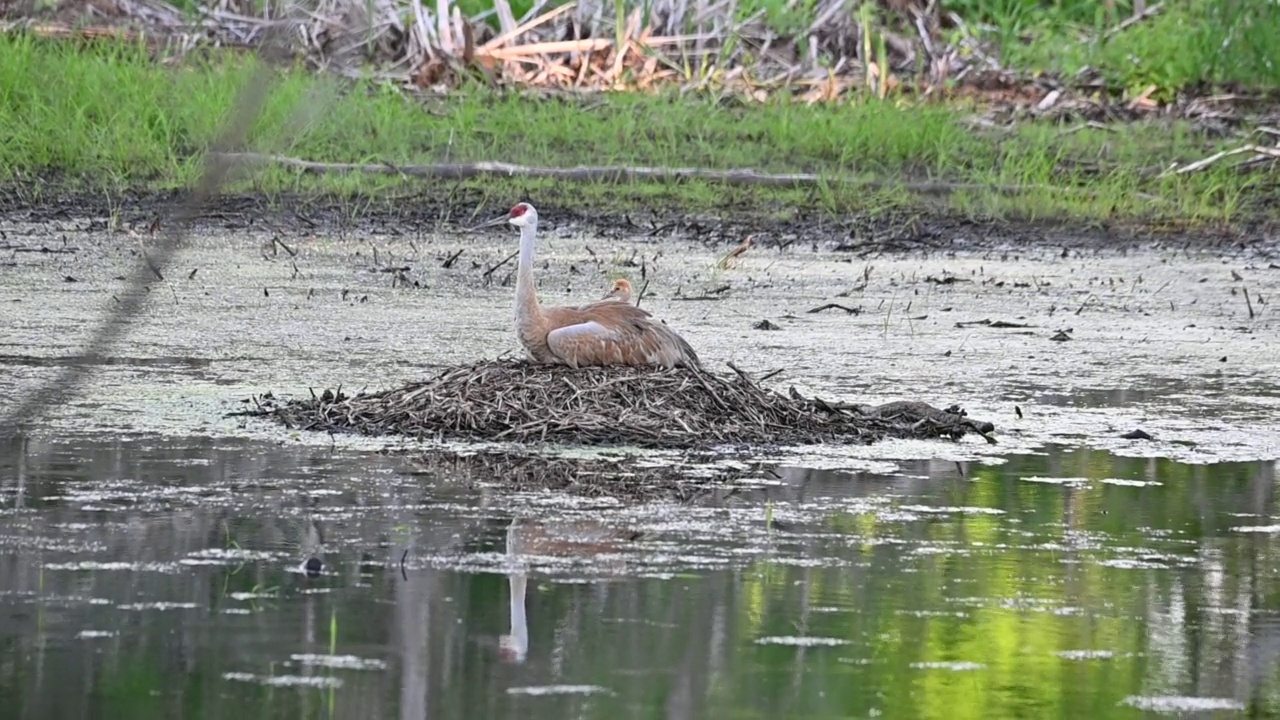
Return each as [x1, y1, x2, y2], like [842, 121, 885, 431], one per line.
[0, 437, 1276, 719]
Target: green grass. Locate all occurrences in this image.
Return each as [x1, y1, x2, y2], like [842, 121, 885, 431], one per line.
[0, 33, 1271, 225]
[940, 0, 1280, 93]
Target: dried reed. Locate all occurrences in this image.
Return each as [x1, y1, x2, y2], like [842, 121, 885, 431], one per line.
[6, 0, 1263, 118]
[1, 0, 1000, 102]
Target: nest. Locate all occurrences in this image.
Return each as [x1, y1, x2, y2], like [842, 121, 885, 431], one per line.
[238, 360, 995, 449]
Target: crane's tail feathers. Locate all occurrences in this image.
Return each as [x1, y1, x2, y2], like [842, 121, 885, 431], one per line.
[668, 329, 702, 369]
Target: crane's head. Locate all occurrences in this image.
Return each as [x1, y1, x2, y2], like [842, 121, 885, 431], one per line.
[603, 277, 633, 303]
[467, 202, 538, 232]
[507, 202, 537, 228]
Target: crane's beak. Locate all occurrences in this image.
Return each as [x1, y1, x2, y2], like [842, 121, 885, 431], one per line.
[466, 214, 509, 232]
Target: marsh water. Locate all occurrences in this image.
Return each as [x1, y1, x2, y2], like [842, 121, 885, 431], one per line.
[2, 218, 1279, 718]
[3, 435, 1279, 719]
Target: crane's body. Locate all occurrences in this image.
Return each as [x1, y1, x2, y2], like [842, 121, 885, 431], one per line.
[478, 203, 700, 369]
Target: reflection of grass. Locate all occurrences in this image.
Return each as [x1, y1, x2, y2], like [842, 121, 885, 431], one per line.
[328, 609, 338, 719]
[0, 34, 1272, 225]
[732, 448, 1270, 719]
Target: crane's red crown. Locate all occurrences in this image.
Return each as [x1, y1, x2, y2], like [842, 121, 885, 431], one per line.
[509, 203, 530, 218]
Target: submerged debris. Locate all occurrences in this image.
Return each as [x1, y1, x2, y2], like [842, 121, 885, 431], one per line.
[399, 450, 763, 503]
[239, 360, 995, 449]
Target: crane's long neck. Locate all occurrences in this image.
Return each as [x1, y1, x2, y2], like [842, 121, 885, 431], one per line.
[504, 520, 529, 663]
[514, 220, 541, 325]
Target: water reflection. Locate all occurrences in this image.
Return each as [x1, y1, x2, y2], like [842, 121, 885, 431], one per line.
[499, 552, 528, 664]
[499, 519, 643, 665]
[0, 434, 1278, 718]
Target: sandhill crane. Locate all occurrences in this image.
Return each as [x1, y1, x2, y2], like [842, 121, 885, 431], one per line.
[602, 278, 633, 303]
[475, 203, 699, 369]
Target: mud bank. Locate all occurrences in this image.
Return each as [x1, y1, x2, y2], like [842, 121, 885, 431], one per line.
[4, 184, 1279, 253]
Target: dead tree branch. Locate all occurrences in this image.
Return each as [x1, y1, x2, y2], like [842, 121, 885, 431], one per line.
[216, 152, 1055, 196]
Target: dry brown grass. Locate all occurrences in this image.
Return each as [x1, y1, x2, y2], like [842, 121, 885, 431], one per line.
[1, 0, 1009, 102]
[6, 0, 1273, 121]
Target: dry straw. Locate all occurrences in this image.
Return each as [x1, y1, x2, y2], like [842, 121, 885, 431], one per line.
[2, 0, 1003, 101]
[5, 0, 1266, 122]
[240, 359, 996, 448]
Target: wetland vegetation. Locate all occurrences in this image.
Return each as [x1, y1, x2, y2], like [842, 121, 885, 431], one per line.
[2, 0, 1279, 229]
[2, 0, 1279, 717]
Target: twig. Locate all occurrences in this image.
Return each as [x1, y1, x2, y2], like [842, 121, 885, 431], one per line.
[10, 245, 80, 254]
[272, 236, 298, 256]
[635, 278, 650, 308]
[807, 303, 860, 314]
[1104, 2, 1163, 38]
[217, 152, 1065, 195]
[1162, 144, 1280, 177]
[1059, 121, 1115, 136]
[442, 248, 465, 268]
[482, 249, 520, 280]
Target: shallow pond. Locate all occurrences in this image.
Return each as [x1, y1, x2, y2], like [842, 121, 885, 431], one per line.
[2, 434, 1279, 719]
[2, 221, 1277, 459]
[2, 221, 1279, 718]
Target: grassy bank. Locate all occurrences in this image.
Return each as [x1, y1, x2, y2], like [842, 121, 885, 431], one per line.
[0, 33, 1272, 225]
[955, 0, 1280, 93]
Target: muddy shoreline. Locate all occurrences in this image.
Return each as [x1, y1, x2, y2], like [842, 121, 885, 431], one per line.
[5, 183, 1278, 253]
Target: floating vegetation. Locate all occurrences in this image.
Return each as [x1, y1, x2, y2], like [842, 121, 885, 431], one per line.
[43, 560, 182, 573]
[239, 360, 996, 450]
[1119, 696, 1246, 713]
[897, 505, 1006, 516]
[1022, 476, 1091, 486]
[116, 602, 200, 611]
[289, 654, 389, 671]
[909, 661, 987, 671]
[755, 636, 852, 647]
[1230, 524, 1280, 533]
[1100, 478, 1164, 487]
[181, 548, 282, 565]
[223, 672, 343, 689]
[1055, 650, 1116, 661]
[506, 685, 615, 697]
